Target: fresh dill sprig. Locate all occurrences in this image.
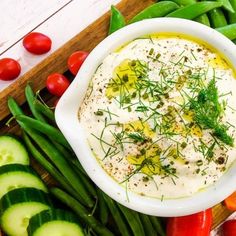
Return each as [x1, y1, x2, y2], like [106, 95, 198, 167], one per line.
[189, 78, 234, 146]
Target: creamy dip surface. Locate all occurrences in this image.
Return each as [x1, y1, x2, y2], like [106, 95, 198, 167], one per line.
[78, 34, 236, 199]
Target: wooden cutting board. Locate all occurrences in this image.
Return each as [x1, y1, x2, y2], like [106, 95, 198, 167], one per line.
[0, 0, 234, 230]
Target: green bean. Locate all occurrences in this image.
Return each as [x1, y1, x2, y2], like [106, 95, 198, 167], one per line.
[167, 1, 223, 19]
[228, 0, 236, 23]
[118, 204, 145, 236]
[34, 100, 55, 122]
[219, 0, 235, 13]
[108, 5, 125, 35]
[97, 189, 109, 225]
[22, 131, 81, 199]
[25, 84, 46, 122]
[16, 114, 71, 150]
[8, 97, 94, 208]
[139, 214, 156, 236]
[129, 2, 179, 23]
[103, 194, 131, 236]
[195, 14, 211, 26]
[216, 23, 236, 39]
[51, 187, 114, 236]
[208, 8, 228, 28]
[149, 216, 166, 236]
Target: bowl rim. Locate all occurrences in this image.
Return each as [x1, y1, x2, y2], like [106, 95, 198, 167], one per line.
[55, 17, 236, 216]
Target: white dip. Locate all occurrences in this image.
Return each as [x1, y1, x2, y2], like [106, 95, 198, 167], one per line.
[78, 34, 236, 199]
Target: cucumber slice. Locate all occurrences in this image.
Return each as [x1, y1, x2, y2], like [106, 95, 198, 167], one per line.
[0, 188, 52, 236]
[0, 135, 29, 166]
[28, 209, 84, 236]
[0, 164, 47, 199]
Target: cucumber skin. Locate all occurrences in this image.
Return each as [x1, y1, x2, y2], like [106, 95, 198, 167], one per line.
[0, 164, 48, 198]
[0, 187, 53, 215]
[28, 209, 83, 236]
[0, 135, 29, 166]
[0, 163, 40, 176]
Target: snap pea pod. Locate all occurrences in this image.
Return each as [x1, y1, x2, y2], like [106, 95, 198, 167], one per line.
[216, 23, 236, 39]
[228, 0, 236, 23]
[208, 8, 228, 28]
[159, 0, 195, 6]
[129, 1, 179, 23]
[195, 13, 211, 26]
[167, 1, 223, 19]
[219, 0, 235, 12]
[118, 204, 145, 236]
[108, 5, 125, 35]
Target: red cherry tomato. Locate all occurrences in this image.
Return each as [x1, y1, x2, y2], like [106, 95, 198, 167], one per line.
[23, 32, 52, 55]
[167, 209, 212, 236]
[222, 220, 236, 236]
[67, 51, 89, 75]
[46, 73, 70, 97]
[0, 58, 21, 81]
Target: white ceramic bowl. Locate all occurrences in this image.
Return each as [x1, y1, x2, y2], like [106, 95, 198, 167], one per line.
[55, 18, 236, 217]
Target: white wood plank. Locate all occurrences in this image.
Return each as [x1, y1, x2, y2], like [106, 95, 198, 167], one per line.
[0, 0, 71, 54]
[0, 0, 121, 91]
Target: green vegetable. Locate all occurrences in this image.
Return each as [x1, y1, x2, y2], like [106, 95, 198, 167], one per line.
[216, 23, 236, 39]
[50, 187, 114, 236]
[167, 1, 223, 19]
[97, 189, 109, 225]
[16, 114, 71, 150]
[103, 193, 131, 236]
[208, 8, 228, 28]
[8, 97, 94, 208]
[195, 13, 211, 26]
[228, 0, 236, 23]
[0, 135, 29, 166]
[219, 0, 235, 12]
[160, 0, 195, 6]
[25, 84, 46, 122]
[129, 2, 179, 23]
[22, 131, 80, 201]
[0, 188, 52, 236]
[118, 203, 145, 236]
[0, 164, 47, 199]
[108, 5, 125, 35]
[139, 214, 156, 236]
[27, 209, 84, 236]
[33, 100, 55, 122]
[149, 216, 166, 236]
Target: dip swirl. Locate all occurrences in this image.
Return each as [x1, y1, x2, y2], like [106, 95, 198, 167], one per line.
[78, 34, 236, 199]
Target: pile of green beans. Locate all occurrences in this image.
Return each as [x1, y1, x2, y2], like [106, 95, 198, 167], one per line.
[7, 85, 165, 236]
[109, 0, 236, 42]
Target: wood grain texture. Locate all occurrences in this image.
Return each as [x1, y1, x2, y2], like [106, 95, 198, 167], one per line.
[0, 0, 155, 121]
[0, 0, 233, 230]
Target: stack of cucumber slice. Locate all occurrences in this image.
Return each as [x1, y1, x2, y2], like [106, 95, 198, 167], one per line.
[0, 135, 84, 236]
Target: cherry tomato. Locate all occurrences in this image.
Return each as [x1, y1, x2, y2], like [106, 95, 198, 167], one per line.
[222, 220, 236, 236]
[67, 51, 89, 75]
[0, 58, 21, 81]
[23, 32, 52, 55]
[46, 73, 70, 97]
[167, 209, 212, 236]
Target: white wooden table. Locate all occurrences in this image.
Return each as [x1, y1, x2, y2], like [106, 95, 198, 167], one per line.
[0, 0, 120, 91]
